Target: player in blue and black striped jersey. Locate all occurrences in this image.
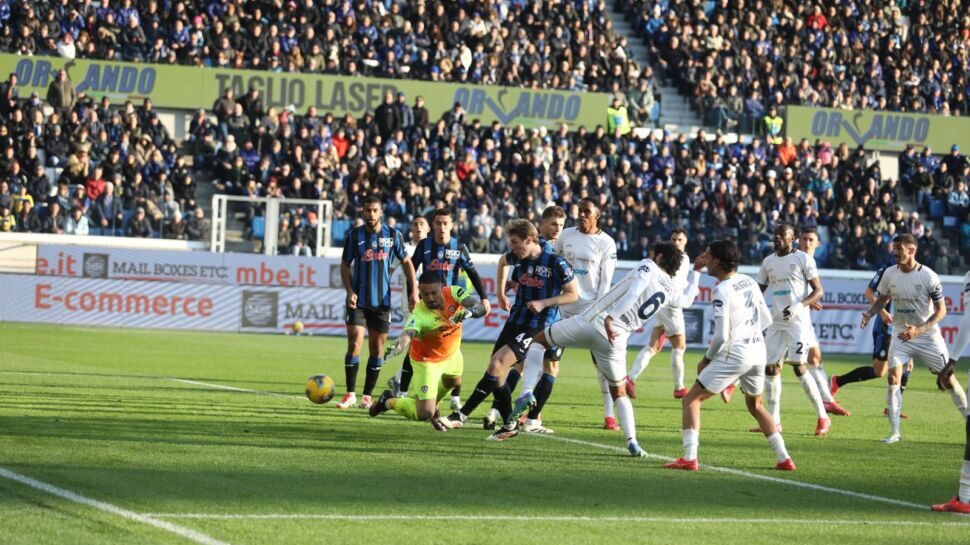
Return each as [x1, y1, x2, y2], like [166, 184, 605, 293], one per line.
[337, 196, 418, 410]
[444, 219, 578, 438]
[830, 258, 914, 413]
[395, 208, 492, 407]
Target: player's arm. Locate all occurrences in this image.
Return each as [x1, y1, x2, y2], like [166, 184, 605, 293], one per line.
[340, 234, 356, 308]
[863, 286, 893, 325]
[496, 253, 512, 310]
[900, 291, 946, 342]
[670, 254, 707, 308]
[527, 277, 580, 314]
[459, 245, 490, 315]
[701, 290, 730, 367]
[603, 267, 652, 344]
[450, 286, 488, 322]
[394, 232, 418, 311]
[788, 276, 822, 320]
[384, 328, 417, 360]
[596, 239, 618, 299]
[939, 283, 970, 389]
[861, 293, 892, 328]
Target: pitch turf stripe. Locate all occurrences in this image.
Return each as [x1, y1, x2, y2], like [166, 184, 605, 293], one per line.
[170, 379, 303, 400]
[141, 514, 970, 525]
[537, 435, 928, 511]
[0, 468, 232, 545]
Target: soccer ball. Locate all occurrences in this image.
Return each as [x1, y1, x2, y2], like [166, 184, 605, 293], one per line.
[305, 374, 336, 404]
[292, 321, 304, 334]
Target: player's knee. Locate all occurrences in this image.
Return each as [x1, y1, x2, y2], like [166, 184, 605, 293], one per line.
[792, 364, 807, 377]
[765, 365, 780, 377]
[872, 362, 887, 377]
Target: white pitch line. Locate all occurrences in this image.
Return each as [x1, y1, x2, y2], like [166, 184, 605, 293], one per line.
[170, 378, 303, 400]
[0, 467, 232, 545]
[141, 513, 970, 526]
[536, 435, 927, 511]
[162, 378, 939, 513]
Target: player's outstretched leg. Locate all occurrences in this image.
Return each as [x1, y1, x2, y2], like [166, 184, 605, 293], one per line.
[485, 367, 519, 429]
[793, 364, 830, 436]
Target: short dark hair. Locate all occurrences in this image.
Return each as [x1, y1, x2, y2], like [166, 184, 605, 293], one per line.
[651, 242, 684, 277]
[671, 227, 687, 237]
[418, 271, 441, 285]
[709, 240, 741, 272]
[775, 222, 796, 237]
[362, 196, 382, 207]
[432, 208, 454, 220]
[893, 233, 918, 248]
[541, 205, 566, 220]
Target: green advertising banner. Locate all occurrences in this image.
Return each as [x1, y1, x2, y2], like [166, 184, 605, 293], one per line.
[785, 105, 970, 153]
[0, 54, 610, 129]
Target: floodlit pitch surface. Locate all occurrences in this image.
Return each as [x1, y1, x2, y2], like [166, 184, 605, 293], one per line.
[1, 323, 968, 545]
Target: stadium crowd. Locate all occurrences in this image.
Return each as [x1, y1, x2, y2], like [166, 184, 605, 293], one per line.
[1, 0, 969, 272]
[620, 0, 970, 130]
[0, 0, 643, 94]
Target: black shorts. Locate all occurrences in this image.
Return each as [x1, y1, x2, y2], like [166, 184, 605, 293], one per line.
[872, 329, 891, 362]
[493, 322, 564, 362]
[345, 306, 391, 334]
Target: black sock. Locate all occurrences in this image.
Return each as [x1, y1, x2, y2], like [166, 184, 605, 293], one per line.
[344, 354, 360, 393]
[490, 368, 521, 411]
[837, 366, 877, 387]
[362, 356, 383, 396]
[450, 384, 461, 397]
[399, 354, 413, 392]
[461, 373, 498, 417]
[900, 370, 911, 393]
[528, 373, 555, 419]
[494, 383, 513, 425]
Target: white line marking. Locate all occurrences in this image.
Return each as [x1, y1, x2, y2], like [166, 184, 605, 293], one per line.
[170, 379, 303, 400]
[141, 513, 970, 526]
[160, 377, 942, 513]
[0, 468, 231, 545]
[537, 435, 927, 510]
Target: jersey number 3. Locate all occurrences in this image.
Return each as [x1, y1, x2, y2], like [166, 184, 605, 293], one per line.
[637, 292, 666, 321]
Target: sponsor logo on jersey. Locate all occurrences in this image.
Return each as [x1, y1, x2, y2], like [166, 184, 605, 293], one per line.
[362, 249, 389, 262]
[517, 273, 545, 289]
[427, 258, 453, 271]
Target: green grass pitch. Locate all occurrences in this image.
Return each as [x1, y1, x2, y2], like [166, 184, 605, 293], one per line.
[1, 322, 969, 545]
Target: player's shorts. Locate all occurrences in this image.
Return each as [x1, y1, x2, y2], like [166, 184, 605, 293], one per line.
[765, 326, 811, 365]
[655, 306, 686, 336]
[887, 332, 949, 373]
[410, 352, 463, 401]
[546, 315, 628, 386]
[697, 345, 766, 396]
[872, 328, 892, 362]
[345, 306, 391, 333]
[494, 322, 564, 361]
[802, 322, 819, 350]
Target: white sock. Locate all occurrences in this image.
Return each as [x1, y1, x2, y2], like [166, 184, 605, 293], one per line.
[767, 432, 790, 462]
[682, 428, 699, 461]
[399, 391, 408, 397]
[887, 384, 901, 435]
[521, 345, 545, 393]
[629, 346, 657, 381]
[671, 348, 686, 390]
[798, 372, 827, 419]
[765, 374, 782, 427]
[599, 373, 615, 418]
[949, 387, 968, 417]
[960, 460, 970, 504]
[451, 395, 461, 405]
[810, 364, 835, 403]
[614, 395, 637, 444]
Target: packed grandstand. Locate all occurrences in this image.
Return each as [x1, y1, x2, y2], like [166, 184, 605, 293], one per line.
[0, 0, 968, 270]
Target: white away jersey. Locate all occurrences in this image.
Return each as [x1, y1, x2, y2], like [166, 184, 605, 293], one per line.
[669, 252, 692, 309]
[554, 227, 617, 318]
[876, 263, 945, 336]
[757, 250, 818, 329]
[596, 259, 675, 332]
[707, 274, 773, 361]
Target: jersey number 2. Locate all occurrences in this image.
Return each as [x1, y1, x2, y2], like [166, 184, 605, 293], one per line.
[637, 292, 667, 321]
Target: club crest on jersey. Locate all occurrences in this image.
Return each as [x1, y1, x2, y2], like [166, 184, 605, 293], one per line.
[915, 284, 923, 291]
[438, 250, 444, 259]
[448, 306, 456, 313]
[789, 264, 798, 272]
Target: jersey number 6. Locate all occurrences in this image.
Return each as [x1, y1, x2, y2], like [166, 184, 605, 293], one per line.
[637, 292, 667, 321]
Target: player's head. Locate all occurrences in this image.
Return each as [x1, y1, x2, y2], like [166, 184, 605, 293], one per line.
[577, 197, 600, 234]
[891, 234, 918, 264]
[417, 270, 444, 309]
[670, 227, 688, 251]
[431, 208, 454, 242]
[540, 205, 566, 241]
[361, 196, 382, 228]
[650, 241, 685, 277]
[772, 223, 796, 253]
[706, 239, 741, 276]
[507, 219, 539, 259]
[798, 228, 820, 255]
[410, 215, 430, 242]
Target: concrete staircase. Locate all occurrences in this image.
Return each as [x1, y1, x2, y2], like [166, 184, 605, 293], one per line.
[606, 3, 704, 130]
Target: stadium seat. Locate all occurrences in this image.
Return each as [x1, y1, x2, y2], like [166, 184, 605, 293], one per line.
[943, 215, 959, 233]
[929, 199, 945, 220]
[251, 216, 265, 240]
[331, 219, 352, 245]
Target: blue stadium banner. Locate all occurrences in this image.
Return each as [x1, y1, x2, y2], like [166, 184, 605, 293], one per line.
[785, 105, 970, 153]
[0, 53, 610, 129]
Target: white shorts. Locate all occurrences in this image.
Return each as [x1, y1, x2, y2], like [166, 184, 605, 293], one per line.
[546, 315, 629, 386]
[655, 306, 686, 336]
[803, 322, 819, 349]
[697, 353, 765, 396]
[887, 332, 949, 372]
[765, 326, 811, 365]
